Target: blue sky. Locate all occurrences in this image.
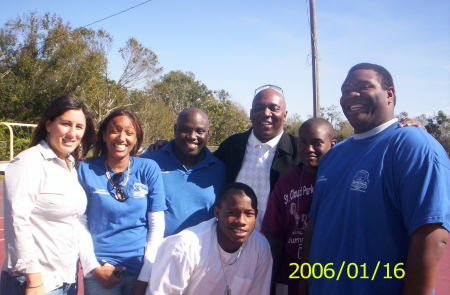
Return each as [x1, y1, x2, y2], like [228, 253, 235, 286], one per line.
[2, 0, 449, 120]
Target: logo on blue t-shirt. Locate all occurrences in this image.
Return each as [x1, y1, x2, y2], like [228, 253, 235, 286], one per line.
[350, 170, 370, 192]
[133, 183, 148, 198]
[317, 175, 327, 183]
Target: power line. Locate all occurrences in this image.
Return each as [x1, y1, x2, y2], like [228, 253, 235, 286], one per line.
[30, 0, 154, 51]
[79, 0, 153, 29]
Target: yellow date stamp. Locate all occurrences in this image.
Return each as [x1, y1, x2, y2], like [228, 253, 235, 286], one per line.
[289, 262, 405, 280]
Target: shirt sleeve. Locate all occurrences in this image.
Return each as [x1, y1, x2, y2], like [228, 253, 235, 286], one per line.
[76, 213, 101, 276]
[389, 129, 450, 235]
[148, 235, 197, 295]
[137, 211, 165, 282]
[247, 238, 273, 295]
[75, 161, 101, 275]
[4, 152, 43, 273]
[144, 160, 167, 212]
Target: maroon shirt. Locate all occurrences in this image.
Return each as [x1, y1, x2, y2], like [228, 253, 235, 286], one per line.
[261, 165, 316, 293]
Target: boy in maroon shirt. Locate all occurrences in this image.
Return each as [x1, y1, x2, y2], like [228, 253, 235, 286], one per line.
[261, 118, 336, 295]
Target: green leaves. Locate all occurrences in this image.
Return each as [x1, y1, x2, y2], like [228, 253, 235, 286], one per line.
[0, 12, 250, 149]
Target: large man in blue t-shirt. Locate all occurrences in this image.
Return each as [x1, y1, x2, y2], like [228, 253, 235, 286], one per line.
[141, 107, 225, 237]
[304, 63, 449, 295]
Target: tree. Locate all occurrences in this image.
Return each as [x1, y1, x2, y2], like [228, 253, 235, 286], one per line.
[284, 113, 302, 136]
[1, 13, 249, 148]
[151, 71, 213, 115]
[320, 105, 344, 130]
[205, 91, 249, 145]
[335, 121, 353, 142]
[128, 89, 175, 145]
[117, 38, 162, 88]
[0, 13, 161, 124]
[0, 12, 111, 122]
[150, 71, 249, 145]
[422, 110, 450, 155]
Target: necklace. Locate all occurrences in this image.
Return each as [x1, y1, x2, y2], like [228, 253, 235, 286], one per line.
[105, 159, 131, 201]
[215, 224, 247, 295]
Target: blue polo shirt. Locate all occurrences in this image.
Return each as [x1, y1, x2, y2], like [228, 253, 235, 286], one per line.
[141, 140, 226, 236]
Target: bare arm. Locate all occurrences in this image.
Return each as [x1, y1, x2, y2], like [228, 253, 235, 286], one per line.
[402, 224, 448, 295]
[144, 140, 168, 153]
[24, 273, 45, 295]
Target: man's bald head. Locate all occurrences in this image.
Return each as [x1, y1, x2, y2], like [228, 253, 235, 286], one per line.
[250, 88, 287, 143]
[176, 107, 209, 128]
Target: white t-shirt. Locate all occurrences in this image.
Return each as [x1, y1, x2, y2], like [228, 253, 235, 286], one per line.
[148, 218, 273, 295]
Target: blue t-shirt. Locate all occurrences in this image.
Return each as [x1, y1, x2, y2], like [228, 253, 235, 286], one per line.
[309, 123, 450, 295]
[141, 140, 226, 236]
[77, 156, 166, 274]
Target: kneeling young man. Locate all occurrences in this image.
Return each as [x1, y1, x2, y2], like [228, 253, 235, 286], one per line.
[148, 182, 273, 295]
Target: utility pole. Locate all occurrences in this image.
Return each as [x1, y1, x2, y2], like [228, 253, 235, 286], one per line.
[309, 0, 320, 117]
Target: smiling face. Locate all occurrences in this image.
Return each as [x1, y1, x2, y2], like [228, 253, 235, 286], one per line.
[298, 122, 336, 173]
[250, 89, 287, 143]
[103, 115, 137, 161]
[173, 108, 209, 166]
[214, 190, 257, 252]
[45, 109, 86, 159]
[340, 69, 395, 133]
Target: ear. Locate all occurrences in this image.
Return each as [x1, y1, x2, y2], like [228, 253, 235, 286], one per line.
[45, 120, 52, 133]
[214, 206, 220, 219]
[386, 87, 395, 105]
[331, 139, 337, 147]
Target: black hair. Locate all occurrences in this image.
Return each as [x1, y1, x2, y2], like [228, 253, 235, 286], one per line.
[215, 182, 258, 212]
[93, 107, 143, 157]
[299, 117, 335, 140]
[31, 94, 95, 161]
[348, 63, 396, 105]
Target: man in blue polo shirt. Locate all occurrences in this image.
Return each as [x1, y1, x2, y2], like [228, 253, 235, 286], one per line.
[141, 107, 226, 237]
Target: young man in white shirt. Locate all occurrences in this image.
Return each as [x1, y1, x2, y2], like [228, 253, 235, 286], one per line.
[147, 182, 273, 295]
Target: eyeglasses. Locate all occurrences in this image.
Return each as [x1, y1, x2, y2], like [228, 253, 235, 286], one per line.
[254, 84, 284, 96]
[110, 172, 129, 202]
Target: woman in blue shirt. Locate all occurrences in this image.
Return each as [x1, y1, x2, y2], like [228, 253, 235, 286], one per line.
[77, 107, 166, 295]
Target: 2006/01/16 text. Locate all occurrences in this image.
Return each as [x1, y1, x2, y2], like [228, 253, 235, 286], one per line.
[289, 262, 405, 281]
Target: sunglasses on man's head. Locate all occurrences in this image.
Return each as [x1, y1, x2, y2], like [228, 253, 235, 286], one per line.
[254, 84, 284, 95]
